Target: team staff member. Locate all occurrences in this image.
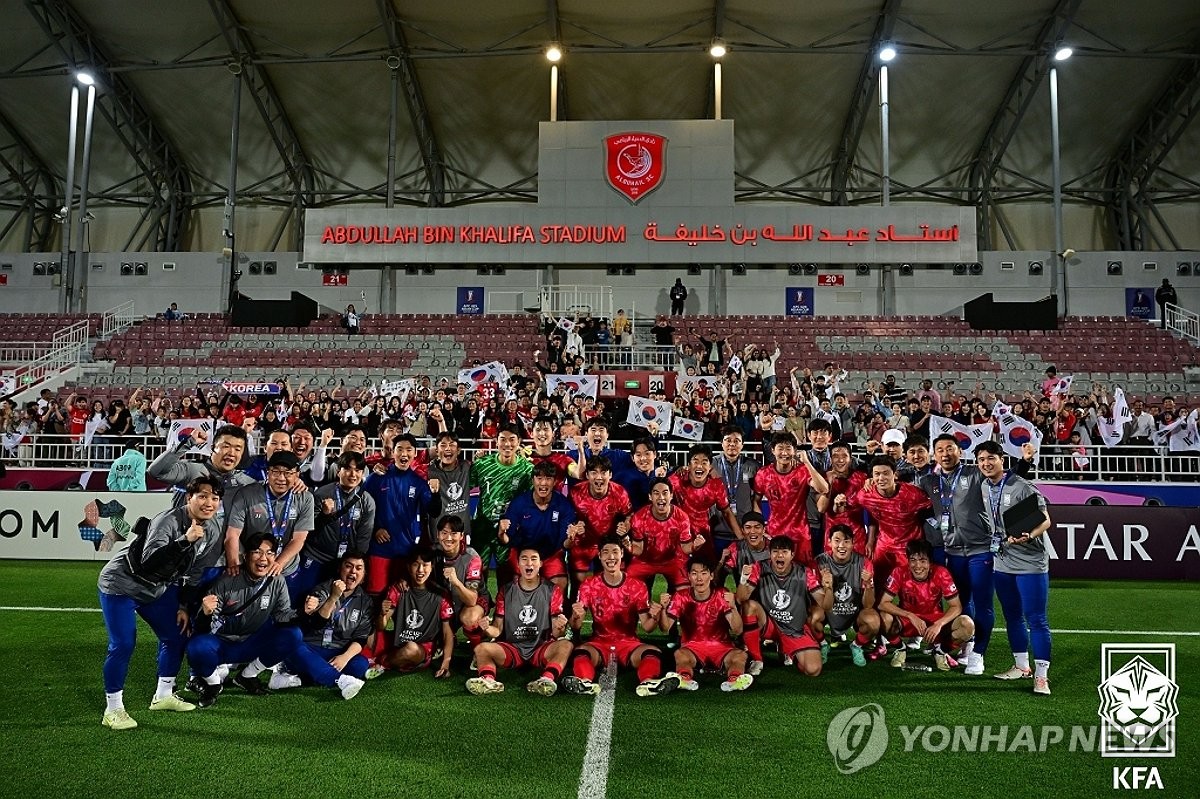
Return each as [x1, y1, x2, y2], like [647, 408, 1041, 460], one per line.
[710, 427, 762, 548]
[364, 434, 441, 595]
[148, 423, 256, 515]
[97, 476, 225, 730]
[291, 451, 375, 599]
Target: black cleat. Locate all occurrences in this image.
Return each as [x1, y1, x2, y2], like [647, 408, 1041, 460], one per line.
[233, 674, 271, 696]
[195, 683, 223, 709]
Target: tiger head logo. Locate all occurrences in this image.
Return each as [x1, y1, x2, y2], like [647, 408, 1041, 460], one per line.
[1097, 655, 1179, 746]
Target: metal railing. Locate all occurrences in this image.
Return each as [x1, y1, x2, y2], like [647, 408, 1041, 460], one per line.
[101, 300, 138, 340]
[584, 344, 677, 370]
[7, 320, 91, 396]
[1165, 302, 1199, 344]
[0, 343, 51, 365]
[539, 284, 613, 322]
[484, 290, 532, 315]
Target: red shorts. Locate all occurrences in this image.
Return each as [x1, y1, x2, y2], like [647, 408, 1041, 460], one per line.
[679, 639, 737, 670]
[872, 549, 908, 594]
[627, 558, 686, 588]
[768, 528, 815, 567]
[583, 636, 648, 667]
[568, 545, 599, 573]
[366, 554, 404, 595]
[393, 640, 433, 672]
[506, 549, 567, 581]
[496, 640, 554, 669]
[761, 618, 819, 657]
[893, 615, 959, 649]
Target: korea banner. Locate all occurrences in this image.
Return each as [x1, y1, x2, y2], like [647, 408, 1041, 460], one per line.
[1169, 409, 1200, 453]
[556, 316, 576, 333]
[672, 416, 705, 441]
[676, 375, 720, 397]
[458, 361, 509, 388]
[1050, 375, 1074, 397]
[546, 374, 598, 400]
[221, 381, 282, 395]
[928, 414, 992, 455]
[626, 396, 673, 431]
[167, 418, 215, 455]
[996, 410, 1042, 460]
[1096, 387, 1132, 447]
[378, 378, 415, 402]
[1152, 416, 1185, 447]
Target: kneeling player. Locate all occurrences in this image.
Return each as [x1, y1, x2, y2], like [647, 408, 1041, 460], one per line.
[814, 524, 880, 666]
[740, 536, 828, 678]
[877, 539, 975, 670]
[377, 546, 455, 677]
[562, 535, 679, 698]
[658, 557, 753, 692]
[466, 548, 572, 696]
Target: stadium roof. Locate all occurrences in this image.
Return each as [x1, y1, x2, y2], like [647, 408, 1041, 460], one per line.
[1, 0, 1198, 252]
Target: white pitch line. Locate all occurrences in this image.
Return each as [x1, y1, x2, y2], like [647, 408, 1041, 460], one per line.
[0, 606, 101, 612]
[1006, 628, 1200, 637]
[576, 667, 618, 799]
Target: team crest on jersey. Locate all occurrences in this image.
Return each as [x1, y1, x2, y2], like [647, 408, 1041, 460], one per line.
[518, 604, 538, 624]
[406, 608, 424, 629]
[349, 609, 361, 624]
[407, 487, 416, 498]
[259, 594, 271, 610]
[551, 511, 560, 522]
[772, 589, 792, 610]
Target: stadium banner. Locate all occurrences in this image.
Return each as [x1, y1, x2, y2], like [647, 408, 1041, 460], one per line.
[1125, 287, 1155, 320]
[456, 286, 484, 315]
[785, 287, 815, 317]
[0, 491, 173, 561]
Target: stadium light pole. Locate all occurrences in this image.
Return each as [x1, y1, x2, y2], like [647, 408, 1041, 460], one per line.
[546, 45, 562, 121]
[73, 71, 97, 313]
[710, 40, 726, 120]
[61, 70, 96, 313]
[878, 44, 897, 207]
[1050, 45, 1071, 316]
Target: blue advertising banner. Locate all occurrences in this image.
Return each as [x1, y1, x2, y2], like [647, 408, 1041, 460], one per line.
[457, 286, 485, 315]
[785, 287, 814, 317]
[1126, 287, 1154, 320]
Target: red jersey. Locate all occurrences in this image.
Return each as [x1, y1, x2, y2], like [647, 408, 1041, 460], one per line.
[570, 481, 632, 550]
[848, 482, 932, 555]
[533, 450, 577, 490]
[667, 588, 734, 645]
[578, 573, 648, 639]
[69, 406, 89, 437]
[885, 564, 958, 620]
[222, 404, 247, 427]
[668, 472, 730, 536]
[629, 505, 693, 563]
[753, 465, 813, 544]
[826, 470, 869, 554]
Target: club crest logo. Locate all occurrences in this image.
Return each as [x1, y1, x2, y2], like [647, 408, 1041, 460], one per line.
[604, 132, 667, 204]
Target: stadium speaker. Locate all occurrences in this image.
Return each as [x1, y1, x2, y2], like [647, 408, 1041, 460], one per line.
[263, 260, 277, 275]
[47, 261, 62, 275]
[687, 264, 702, 275]
[492, 265, 505, 275]
[120, 262, 133, 276]
[855, 263, 870, 276]
[421, 266, 435, 275]
[606, 266, 621, 276]
[898, 263, 914, 276]
[969, 262, 983, 275]
[952, 262, 967, 276]
[732, 263, 747, 276]
[33, 262, 46, 275]
[1107, 260, 1123, 275]
[1028, 260, 1044, 275]
[404, 265, 419, 275]
[248, 261, 262, 275]
[1177, 262, 1191, 276]
[477, 266, 491, 275]
[803, 263, 818, 276]
[135, 262, 148, 275]
[622, 266, 635, 276]
[787, 263, 802, 276]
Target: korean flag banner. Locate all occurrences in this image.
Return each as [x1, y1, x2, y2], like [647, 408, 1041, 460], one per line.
[929, 415, 993, 455]
[1169, 409, 1200, 453]
[547, 374, 598, 400]
[458, 361, 509, 389]
[167, 419, 215, 455]
[626, 396, 673, 431]
[1111, 387, 1133, 423]
[672, 416, 705, 441]
[997, 411, 1042, 460]
[556, 317, 576, 333]
[1050, 375, 1074, 396]
[677, 376, 719, 396]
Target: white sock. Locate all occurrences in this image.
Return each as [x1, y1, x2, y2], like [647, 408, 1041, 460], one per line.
[153, 677, 176, 701]
[1014, 652, 1030, 670]
[961, 640, 975, 660]
[1034, 659, 1050, 679]
[241, 659, 268, 679]
[105, 691, 124, 712]
[204, 673, 222, 685]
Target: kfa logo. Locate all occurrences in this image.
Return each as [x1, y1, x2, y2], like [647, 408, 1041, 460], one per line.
[518, 604, 538, 624]
[406, 608, 424, 629]
[604, 133, 667, 204]
[772, 589, 792, 610]
[1099, 643, 1178, 758]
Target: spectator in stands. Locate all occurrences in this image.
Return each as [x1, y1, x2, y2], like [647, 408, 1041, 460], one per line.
[342, 304, 361, 335]
[1156, 278, 1177, 328]
[881, 374, 906, 405]
[163, 302, 183, 322]
[915, 380, 942, 413]
[670, 277, 688, 315]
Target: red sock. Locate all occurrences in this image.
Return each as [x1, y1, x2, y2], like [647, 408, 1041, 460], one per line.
[887, 635, 901, 647]
[636, 652, 662, 682]
[727, 669, 743, 680]
[465, 626, 484, 649]
[808, 624, 824, 642]
[855, 631, 871, 646]
[742, 615, 762, 660]
[677, 668, 693, 681]
[479, 665, 497, 681]
[542, 662, 563, 681]
[572, 652, 597, 681]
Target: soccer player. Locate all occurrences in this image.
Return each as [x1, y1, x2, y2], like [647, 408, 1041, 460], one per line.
[434, 515, 490, 650]
[569, 456, 632, 585]
[802, 419, 836, 551]
[466, 548, 572, 696]
[739, 536, 828, 677]
[622, 435, 669, 511]
[627, 479, 696, 593]
[500, 461, 581, 588]
[562, 534, 680, 697]
[529, 414, 583, 488]
[814, 524, 879, 667]
[148, 422, 256, 513]
[719, 510, 771, 590]
[818, 440, 867, 555]
[271, 550, 371, 699]
[877, 539, 975, 671]
[427, 431, 472, 537]
[752, 433, 830, 565]
[580, 417, 635, 484]
[657, 556, 753, 691]
[469, 424, 534, 571]
[222, 450, 314, 603]
[669, 444, 742, 564]
[187, 532, 305, 708]
[976, 440, 1053, 695]
[96, 476, 226, 730]
[376, 546, 455, 677]
[363, 434, 441, 595]
[838, 455, 932, 597]
[291, 451, 376, 600]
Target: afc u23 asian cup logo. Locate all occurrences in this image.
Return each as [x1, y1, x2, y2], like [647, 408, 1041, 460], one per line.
[604, 133, 667, 204]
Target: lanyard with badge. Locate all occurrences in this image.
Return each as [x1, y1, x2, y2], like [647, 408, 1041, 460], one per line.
[264, 487, 294, 555]
[986, 476, 1009, 553]
[938, 465, 964, 537]
[718, 457, 741, 508]
[334, 487, 357, 557]
[323, 594, 354, 647]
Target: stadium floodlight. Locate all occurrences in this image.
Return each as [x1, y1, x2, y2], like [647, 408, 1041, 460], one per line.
[878, 44, 897, 62]
[76, 71, 95, 86]
[709, 39, 726, 59]
[1054, 46, 1073, 62]
[545, 45, 562, 63]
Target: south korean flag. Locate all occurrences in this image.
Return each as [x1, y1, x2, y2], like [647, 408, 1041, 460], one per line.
[626, 396, 673, 431]
[672, 416, 705, 441]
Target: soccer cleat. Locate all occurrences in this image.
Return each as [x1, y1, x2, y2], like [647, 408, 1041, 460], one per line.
[233, 674, 271, 696]
[746, 659, 764, 677]
[666, 672, 699, 691]
[782, 655, 794, 667]
[525, 676, 559, 697]
[994, 664, 1033, 680]
[890, 648, 907, 669]
[819, 640, 830, 664]
[1033, 676, 1051, 696]
[148, 693, 195, 712]
[869, 642, 888, 661]
[944, 653, 959, 669]
[849, 642, 867, 667]
[635, 674, 680, 697]
[338, 675, 365, 700]
[964, 654, 985, 676]
[933, 651, 951, 672]
[101, 709, 138, 730]
[195, 683, 222, 708]
[466, 676, 504, 695]
[185, 675, 206, 695]
[364, 664, 386, 680]
[469, 656, 478, 673]
[720, 673, 754, 692]
[562, 676, 601, 696]
[268, 671, 302, 691]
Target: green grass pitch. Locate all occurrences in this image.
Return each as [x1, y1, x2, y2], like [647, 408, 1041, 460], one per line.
[0, 561, 1196, 798]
